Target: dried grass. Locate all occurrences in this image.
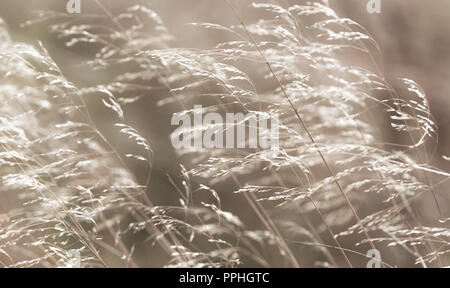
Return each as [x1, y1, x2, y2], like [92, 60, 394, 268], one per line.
[0, 0, 448, 268]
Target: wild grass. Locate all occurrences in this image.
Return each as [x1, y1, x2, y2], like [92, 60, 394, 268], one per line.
[0, 0, 449, 267]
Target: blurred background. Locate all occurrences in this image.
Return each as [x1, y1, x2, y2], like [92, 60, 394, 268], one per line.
[0, 0, 449, 267]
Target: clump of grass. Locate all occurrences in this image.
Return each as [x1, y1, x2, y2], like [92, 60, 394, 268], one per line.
[0, 15, 255, 268]
[0, 0, 449, 267]
[146, 1, 449, 267]
[0, 26, 151, 267]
